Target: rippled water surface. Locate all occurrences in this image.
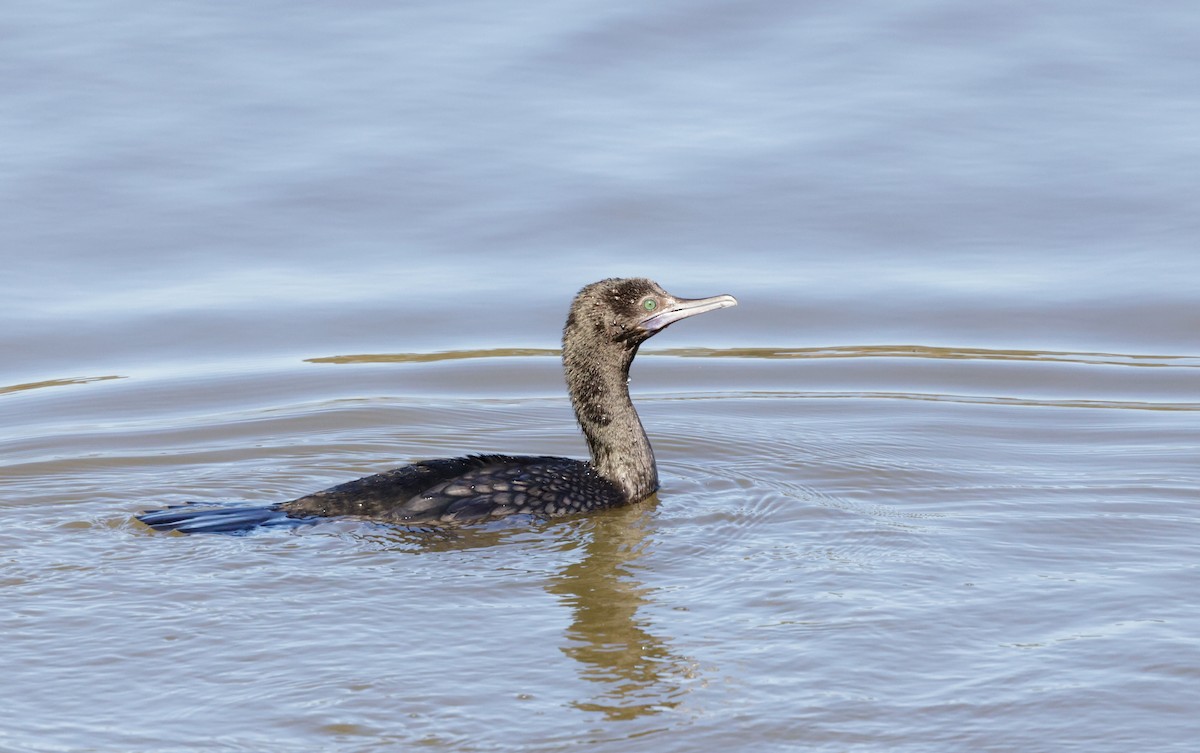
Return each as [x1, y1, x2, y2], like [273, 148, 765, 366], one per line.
[3, 2, 1199, 752]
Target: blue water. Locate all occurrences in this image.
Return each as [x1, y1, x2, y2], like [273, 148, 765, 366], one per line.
[2, 2, 1198, 751]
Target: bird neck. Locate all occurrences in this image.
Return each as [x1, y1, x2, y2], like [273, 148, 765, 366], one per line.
[562, 339, 658, 503]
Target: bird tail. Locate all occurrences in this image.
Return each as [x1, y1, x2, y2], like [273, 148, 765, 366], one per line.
[136, 503, 302, 534]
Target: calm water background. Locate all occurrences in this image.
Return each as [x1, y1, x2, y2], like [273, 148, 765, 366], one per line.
[2, 2, 1198, 751]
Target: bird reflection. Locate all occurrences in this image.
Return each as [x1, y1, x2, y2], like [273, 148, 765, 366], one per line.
[545, 499, 698, 720]
[355, 499, 697, 720]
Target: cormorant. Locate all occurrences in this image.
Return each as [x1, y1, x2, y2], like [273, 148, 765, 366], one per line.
[137, 278, 736, 533]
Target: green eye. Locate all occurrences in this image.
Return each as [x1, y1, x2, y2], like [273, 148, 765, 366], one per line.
[643, 299, 657, 311]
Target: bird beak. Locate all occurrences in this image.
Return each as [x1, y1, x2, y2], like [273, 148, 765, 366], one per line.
[641, 293, 738, 333]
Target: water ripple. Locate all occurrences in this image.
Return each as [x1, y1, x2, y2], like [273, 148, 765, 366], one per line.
[0, 375, 124, 395]
[302, 344, 1198, 369]
[667, 390, 1200, 412]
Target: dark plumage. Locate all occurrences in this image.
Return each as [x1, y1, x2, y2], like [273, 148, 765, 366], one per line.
[137, 278, 736, 533]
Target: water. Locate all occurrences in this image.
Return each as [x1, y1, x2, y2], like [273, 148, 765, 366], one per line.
[2, 2, 1198, 751]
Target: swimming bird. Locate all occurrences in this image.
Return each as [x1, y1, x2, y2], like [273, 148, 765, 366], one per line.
[137, 278, 736, 533]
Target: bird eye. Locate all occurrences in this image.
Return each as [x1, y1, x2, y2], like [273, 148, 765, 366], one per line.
[643, 299, 657, 311]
